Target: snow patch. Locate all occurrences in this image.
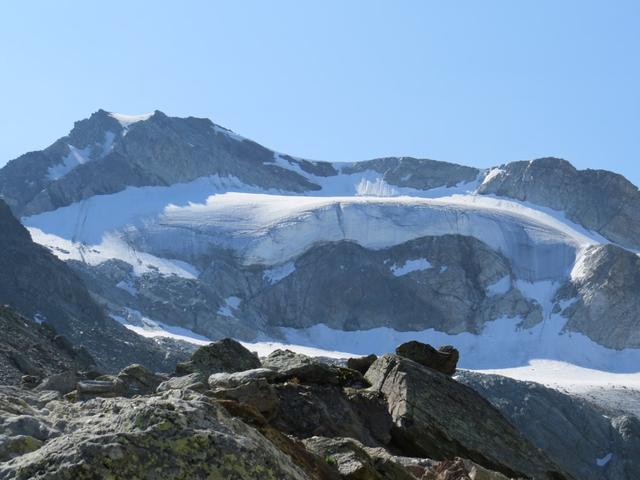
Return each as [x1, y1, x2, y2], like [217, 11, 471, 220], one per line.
[356, 178, 398, 197]
[47, 132, 117, 180]
[481, 167, 505, 185]
[486, 275, 511, 296]
[33, 313, 46, 325]
[116, 280, 138, 296]
[279, 313, 640, 373]
[596, 453, 613, 467]
[217, 296, 242, 317]
[264, 261, 296, 284]
[108, 112, 153, 128]
[28, 227, 199, 279]
[112, 312, 356, 359]
[391, 258, 432, 276]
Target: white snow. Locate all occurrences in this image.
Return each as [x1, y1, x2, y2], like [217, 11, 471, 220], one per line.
[596, 453, 613, 467]
[356, 178, 398, 197]
[264, 261, 296, 284]
[47, 132, 118, 180]
[277, 313, 640, 373]
[515, 280, 559, 318]
[112, 312, 356, 359]
[476, 360, 640, 389]
[217, 296, 242, 317]
[391, 258, 432, 276]
[141, 192, 594, 281]
[108, 112, 153, 128]
[28, 227, 198, 278]
[480, 167, 505, 185]
[116, 280, 138, 296]
[486, 275, 511, 296]
[33, 313, 46, 325]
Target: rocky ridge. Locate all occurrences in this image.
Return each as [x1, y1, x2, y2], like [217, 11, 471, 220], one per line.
[0, 338, 574, 480]
[0, 199, 190, 372]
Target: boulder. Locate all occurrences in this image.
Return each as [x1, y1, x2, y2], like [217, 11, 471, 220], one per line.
[175, 338, 261, 378]
[303, 436, 415, 480]
[346, 355, 378, 375]
[0, 389, 311, 480]
[271, 383, 392, 448]
[156, 372, 207, 393]
[263, 350, 365, 387]
[208, 368, 278, 389]
[212, 378, 280, 420]
[395, 341, 459, 375]
[35, 371, 77, 394]
[116, 363, 163, 396]
[76, 379, 124, 400]
[365, 354, 568, 480]
[423, 458, 510, 480]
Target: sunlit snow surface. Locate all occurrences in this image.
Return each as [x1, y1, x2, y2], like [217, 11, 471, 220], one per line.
[22, 167, 640, 389]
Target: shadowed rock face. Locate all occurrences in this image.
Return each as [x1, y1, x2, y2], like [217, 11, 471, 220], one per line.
[457, 371, 640, 480]
[365, 354, 569, 480]
[395, 342, 459, 376]
[478, 157, 640, 251]
[0, 305, 95, 385]
[0, 199, 188, 372]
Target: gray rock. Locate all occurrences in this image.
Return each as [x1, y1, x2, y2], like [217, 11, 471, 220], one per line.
[213, 378, 281, 420]
[303, 436, 415, 480]
[365, 354, 569, 480]
[478, 157, 640, 251]
[262, 350, 365, 387]
[0, 201, 188, 374]
[0, 388, 311, 480]
[176, 338, 261, 379]
[208, 368, 278, 389]
[457, 370, 640, 480]
[271, 381, 393, 448]
[156, 372, 207, 393]
[115, 363, 163, 396]
[556, 243, 640, 348]
[346, 355, 378, 375]
[35, 371, 77, 395]
[395, 341, 459, 376]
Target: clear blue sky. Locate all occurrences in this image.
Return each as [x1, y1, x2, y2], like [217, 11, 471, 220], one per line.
[1, 1, 639, 185]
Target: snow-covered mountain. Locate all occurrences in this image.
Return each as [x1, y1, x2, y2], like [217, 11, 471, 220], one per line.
[2, 110, 639, 372]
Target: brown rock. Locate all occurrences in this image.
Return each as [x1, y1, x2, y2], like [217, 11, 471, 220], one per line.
[395, 341, 459, 376]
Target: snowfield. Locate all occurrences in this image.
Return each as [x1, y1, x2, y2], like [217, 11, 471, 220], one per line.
[22, 169, 640, 390]
[27, 188, 599, 281]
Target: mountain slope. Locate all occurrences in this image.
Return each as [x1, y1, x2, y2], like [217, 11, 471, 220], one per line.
[2, 110, 640, 369]
[0, 199, 188, 372]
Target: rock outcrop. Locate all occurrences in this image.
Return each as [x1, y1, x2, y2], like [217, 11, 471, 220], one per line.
[0, 341, 578, 479]
[556, 243, 640, 349]
[0, 199, 189, 372]
[0, 305, 95, 386]
[175, 338, 261, 378]
[478, 157, 640, 251]
[458, 370, 640, 480]
[395, 341, 459, 375]
[365, 354, 568, 480]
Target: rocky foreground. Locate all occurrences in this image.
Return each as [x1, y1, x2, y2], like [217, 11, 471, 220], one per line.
[0, 330, 574, 480]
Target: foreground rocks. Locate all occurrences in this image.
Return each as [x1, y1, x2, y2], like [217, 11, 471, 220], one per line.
[365, 354, 566, 480]
[0, 339, 574, 479]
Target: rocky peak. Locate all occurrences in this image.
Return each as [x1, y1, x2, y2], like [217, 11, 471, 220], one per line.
[478, 157, 640, 250]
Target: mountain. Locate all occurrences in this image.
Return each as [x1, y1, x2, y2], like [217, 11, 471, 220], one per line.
[0, 198, 189, 372]
[1, 110, 639, 372]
